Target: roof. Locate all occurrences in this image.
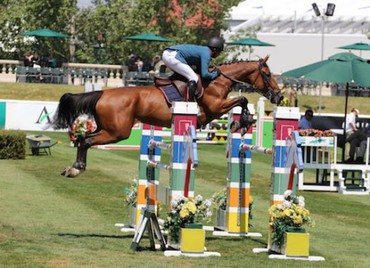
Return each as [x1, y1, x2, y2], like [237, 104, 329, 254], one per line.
[227, 0, 370, 34]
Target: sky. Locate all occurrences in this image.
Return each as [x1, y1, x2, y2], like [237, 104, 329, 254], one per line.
[77, 0, 92, 8]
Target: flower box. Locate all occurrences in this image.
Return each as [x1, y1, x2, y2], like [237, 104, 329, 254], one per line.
[282, 231, 310, 257]
[129, 206, 137, 228]
[180, 224, 205, 253]
[214, 208, 226, 230]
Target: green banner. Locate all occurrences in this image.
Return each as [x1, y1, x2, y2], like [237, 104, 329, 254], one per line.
[0, 102, 6, 129]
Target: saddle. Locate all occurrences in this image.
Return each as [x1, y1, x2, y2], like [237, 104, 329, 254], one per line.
[154, 73, 204, 104]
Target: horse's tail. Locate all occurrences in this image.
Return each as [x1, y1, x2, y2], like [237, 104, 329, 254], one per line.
[51, 91, 103, 130]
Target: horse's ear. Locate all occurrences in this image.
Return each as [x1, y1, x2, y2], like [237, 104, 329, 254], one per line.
[262, 55, 270, 63]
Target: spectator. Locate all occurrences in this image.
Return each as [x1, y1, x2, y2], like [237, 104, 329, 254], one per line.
[135, 56, 144, 72]
[346, 124, 370, 163]
[298, 109, 314, 129]
[150, 55, 167, 75]
[345, 108, 359, 137]
[344, 108, 359, 160]
[127, 54, 137, 71]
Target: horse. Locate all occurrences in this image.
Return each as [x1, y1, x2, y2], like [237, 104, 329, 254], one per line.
[51, 56, 282, 177]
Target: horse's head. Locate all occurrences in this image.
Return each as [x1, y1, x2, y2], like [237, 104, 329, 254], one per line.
[237, 56, 283, 104]
[248, 56, 283, 104]
[219, 57, 283, 105]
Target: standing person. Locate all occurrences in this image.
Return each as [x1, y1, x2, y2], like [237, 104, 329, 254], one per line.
[161, 36, 224, 100]
[345, 108, 359, 137]
[135, 56, 144, 72]
[344, 108, 359, 160]
[298, 109, 314, 129]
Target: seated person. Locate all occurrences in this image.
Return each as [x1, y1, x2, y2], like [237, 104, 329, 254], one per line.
[298, 109, 313, 129]
[345, 124, 370, 163]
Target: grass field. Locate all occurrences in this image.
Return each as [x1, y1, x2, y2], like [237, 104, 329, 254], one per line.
[1, 83, 370, 267]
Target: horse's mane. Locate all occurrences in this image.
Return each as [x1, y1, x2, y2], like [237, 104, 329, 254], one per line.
[217, 59, 260, 67]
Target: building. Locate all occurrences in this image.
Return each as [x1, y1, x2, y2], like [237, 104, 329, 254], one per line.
[224, 0, 370, 73]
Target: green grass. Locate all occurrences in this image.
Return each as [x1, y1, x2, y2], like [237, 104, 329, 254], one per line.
[1, 82, 369, 114]
[1, 82, 370, 267]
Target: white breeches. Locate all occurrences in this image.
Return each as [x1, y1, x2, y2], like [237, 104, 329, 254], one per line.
[162, 50, 198, 82]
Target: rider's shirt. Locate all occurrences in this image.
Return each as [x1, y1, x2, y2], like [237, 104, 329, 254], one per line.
[167, 44, 219, 80]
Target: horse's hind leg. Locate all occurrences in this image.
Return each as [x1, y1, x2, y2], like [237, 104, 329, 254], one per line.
[62, 137, 90, 177]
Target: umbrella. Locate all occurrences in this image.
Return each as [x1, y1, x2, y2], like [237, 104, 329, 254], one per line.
[21, 28, 69, 38]
[282, 52, 370, 161]
[123, 32, 172, 42]
[282, 52, 370, 86]
[338, 42, 370, 57]
[226, 37, 275, 59]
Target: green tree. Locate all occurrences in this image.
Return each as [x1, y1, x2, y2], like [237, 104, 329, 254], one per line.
[74, 0, 242, 65]
[0, 0, 77, 64]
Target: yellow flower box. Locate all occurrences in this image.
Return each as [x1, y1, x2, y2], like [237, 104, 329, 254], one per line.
[180, 227, 205, 253]
[282, 232, 310, 257]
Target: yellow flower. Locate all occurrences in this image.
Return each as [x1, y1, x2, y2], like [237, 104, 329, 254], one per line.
[293, 215, 303, 225]
[180, 208, 189, 219]
[187, 201, 197, 214]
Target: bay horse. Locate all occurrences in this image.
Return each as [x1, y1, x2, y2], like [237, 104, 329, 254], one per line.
[51, 56, 282, 177]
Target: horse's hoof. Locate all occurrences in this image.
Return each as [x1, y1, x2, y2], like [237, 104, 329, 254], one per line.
[66, 167, 80, 178]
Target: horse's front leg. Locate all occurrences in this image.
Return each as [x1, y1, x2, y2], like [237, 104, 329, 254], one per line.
[226, 96, 255, 135]
[61, 136, 91, 177]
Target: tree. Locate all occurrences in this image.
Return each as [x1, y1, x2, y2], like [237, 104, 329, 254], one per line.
[0, 0, 243, 65]
[73, 0, 242, 64]
[0, 0, 77, 64]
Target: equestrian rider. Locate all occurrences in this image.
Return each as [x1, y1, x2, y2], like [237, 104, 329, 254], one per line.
[162, 37, 224, 100]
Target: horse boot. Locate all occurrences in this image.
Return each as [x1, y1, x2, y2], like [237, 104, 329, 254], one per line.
[188, 80, 197, 101]
[240, 109, 256, 135]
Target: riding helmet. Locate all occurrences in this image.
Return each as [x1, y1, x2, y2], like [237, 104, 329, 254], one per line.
[207, 37, 224, 51]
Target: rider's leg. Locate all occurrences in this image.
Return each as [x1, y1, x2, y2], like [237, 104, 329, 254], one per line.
[188, 80, 197, 100]
[162, 49, 198, 101]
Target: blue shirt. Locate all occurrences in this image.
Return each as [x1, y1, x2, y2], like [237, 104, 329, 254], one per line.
[298, 116, 313, 130]
[169, 44, 219, 80]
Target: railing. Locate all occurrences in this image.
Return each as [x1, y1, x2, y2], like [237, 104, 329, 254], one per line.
[0, 59, 129, 87]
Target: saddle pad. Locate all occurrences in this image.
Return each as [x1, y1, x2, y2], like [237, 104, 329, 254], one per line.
[159, 85, 183, 105]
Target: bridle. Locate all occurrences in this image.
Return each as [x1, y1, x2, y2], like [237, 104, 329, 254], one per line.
[217, 60, 279, 101]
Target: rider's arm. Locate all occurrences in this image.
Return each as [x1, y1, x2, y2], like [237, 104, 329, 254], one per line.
[199, 48, 219, 80]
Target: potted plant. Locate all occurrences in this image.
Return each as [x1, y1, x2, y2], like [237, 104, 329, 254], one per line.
[212, 188, 254, 230]
[123, 179, 138, 227]
[163, 195, 212, 249]
[268, 190, 314, 256]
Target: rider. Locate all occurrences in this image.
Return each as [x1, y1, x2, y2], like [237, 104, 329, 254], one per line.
[161, 36, 224, 101]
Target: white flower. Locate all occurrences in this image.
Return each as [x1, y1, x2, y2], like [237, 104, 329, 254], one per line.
[298, 196, 305, 206]
[195, 194, 203, 202]
[283, 200, 291, 208]
[204, 199, 212, 207]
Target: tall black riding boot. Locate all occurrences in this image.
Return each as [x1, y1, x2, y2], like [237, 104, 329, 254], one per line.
[188, 80, 197, 101]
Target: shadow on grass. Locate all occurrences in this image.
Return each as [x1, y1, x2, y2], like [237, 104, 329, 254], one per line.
[56, 232, 132, 239]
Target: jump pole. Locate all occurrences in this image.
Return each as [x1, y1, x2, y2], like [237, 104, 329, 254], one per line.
[212, 104, 261, 237]
[253, 106, 324, 261]
[116, 123, 164, 232]
[169, 101, 199, 202]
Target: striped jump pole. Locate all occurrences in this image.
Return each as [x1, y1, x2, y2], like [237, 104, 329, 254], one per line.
[213, 104, 261, 236]
[134, 124, 164, 227]
[270, 106, 301, 205]
[169, 101, 199, 202]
